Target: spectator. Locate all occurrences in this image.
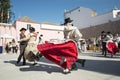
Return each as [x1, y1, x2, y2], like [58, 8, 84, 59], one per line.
[11, 39, 17, 53]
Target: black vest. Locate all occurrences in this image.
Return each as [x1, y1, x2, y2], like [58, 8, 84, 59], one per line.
[20, 34, 28, 45]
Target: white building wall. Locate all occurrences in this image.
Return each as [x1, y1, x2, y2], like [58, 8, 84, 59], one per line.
[113, 10, 120, 18]
[91, 10, 120, 27]
[64, 7, 94, 29]
[39, 24, 64, 41]
[64, 7, 120, 29]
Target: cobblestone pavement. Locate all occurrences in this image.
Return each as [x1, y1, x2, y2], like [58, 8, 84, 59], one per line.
[0, 52, 120, 80]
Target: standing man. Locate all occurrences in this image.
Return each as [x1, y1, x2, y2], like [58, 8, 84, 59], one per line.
[17, 28, 27, 65]
[100, 31, 107, 57]
[64, 18, 86, 70]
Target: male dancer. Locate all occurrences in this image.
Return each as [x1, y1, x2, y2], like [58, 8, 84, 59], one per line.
[17, 28, 27, 65]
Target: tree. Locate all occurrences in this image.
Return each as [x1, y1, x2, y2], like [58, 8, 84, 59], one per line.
[0, 0, 13, 23]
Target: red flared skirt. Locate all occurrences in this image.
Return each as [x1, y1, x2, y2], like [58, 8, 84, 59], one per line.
[107, 42, 119, 55]
[37, 40, 78, 69]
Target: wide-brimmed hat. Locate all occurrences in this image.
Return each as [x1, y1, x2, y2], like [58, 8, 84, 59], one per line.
[29, 27, 35, 31]
[20, 28, 26, 31]
[64, 18, 73, 25]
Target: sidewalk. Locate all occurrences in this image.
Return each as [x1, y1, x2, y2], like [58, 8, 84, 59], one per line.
[0, 52, 120, 80]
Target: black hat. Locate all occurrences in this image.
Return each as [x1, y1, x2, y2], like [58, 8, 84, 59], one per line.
[40, 34, 43, 36]
[101, 31, 105, 33]
[20, 28, 26, 31]
[64, 18, 73, 25]
[29, 27, 35, 31]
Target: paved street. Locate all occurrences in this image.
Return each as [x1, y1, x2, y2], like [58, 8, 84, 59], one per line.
[0, 52, 120, 80]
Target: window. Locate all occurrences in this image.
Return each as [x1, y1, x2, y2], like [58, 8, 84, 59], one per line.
[27, 24, 31, 30]
[117, 12, 120, 17]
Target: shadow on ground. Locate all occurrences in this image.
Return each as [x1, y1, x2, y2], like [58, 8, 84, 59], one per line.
[81, 52, 120, 58]
[4, 58, 62, 74]
[77, 59, 120, 76]
[4, 56, 120, 76]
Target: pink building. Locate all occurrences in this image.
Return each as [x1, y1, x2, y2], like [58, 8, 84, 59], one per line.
[0, 23, 16, 46]
[0, 16, 64, 53]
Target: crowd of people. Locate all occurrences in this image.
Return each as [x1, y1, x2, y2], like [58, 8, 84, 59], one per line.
[98, 31, 120, 57]
[5, 39, 18, 54]
[79, 31, 120, 57]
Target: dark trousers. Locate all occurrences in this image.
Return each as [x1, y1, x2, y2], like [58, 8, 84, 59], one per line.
[102, 42, 107, 56]
[17, 44, 27, 64]
[12, 47, 16, 53]
[71, 59, 85, 70]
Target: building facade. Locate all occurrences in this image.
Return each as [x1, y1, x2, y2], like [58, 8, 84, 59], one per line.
[0, 16, 64, 53]
[64, 7, 120, 29]
[64, 7, 120, 38]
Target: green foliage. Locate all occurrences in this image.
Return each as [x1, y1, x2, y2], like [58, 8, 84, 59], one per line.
[0, 0, 13, 23]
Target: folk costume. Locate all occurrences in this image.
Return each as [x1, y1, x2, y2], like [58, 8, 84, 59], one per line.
[107, 41, 119, 56]
[106, 32, 119, 57]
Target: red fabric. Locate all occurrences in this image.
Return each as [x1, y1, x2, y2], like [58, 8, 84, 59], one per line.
[37, 40, 78, 69]
[107, 42, 119, 55]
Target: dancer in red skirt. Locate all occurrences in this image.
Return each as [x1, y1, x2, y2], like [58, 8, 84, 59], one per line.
[37, 18, 86, 74]
[106, 32, 119, 57]
[37, 40, 78, 74]
[107, 41, 119, 57]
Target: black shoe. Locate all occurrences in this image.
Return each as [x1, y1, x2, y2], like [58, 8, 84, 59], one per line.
[22, 62, 26, 65]
[81, 60, 86, 67]
[16, 61, 19, 64]
[71, 63, 78, 71]
[104, 54, 106, 57]
[71, 67, 78, 71]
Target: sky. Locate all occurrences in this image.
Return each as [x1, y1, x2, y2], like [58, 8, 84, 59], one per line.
[11, 0, 120, 24]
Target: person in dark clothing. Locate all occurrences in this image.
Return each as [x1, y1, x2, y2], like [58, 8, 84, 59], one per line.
[17, 28, 28, 65]
[100, 31, 107, 57]
[11, 39, 17, 53]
